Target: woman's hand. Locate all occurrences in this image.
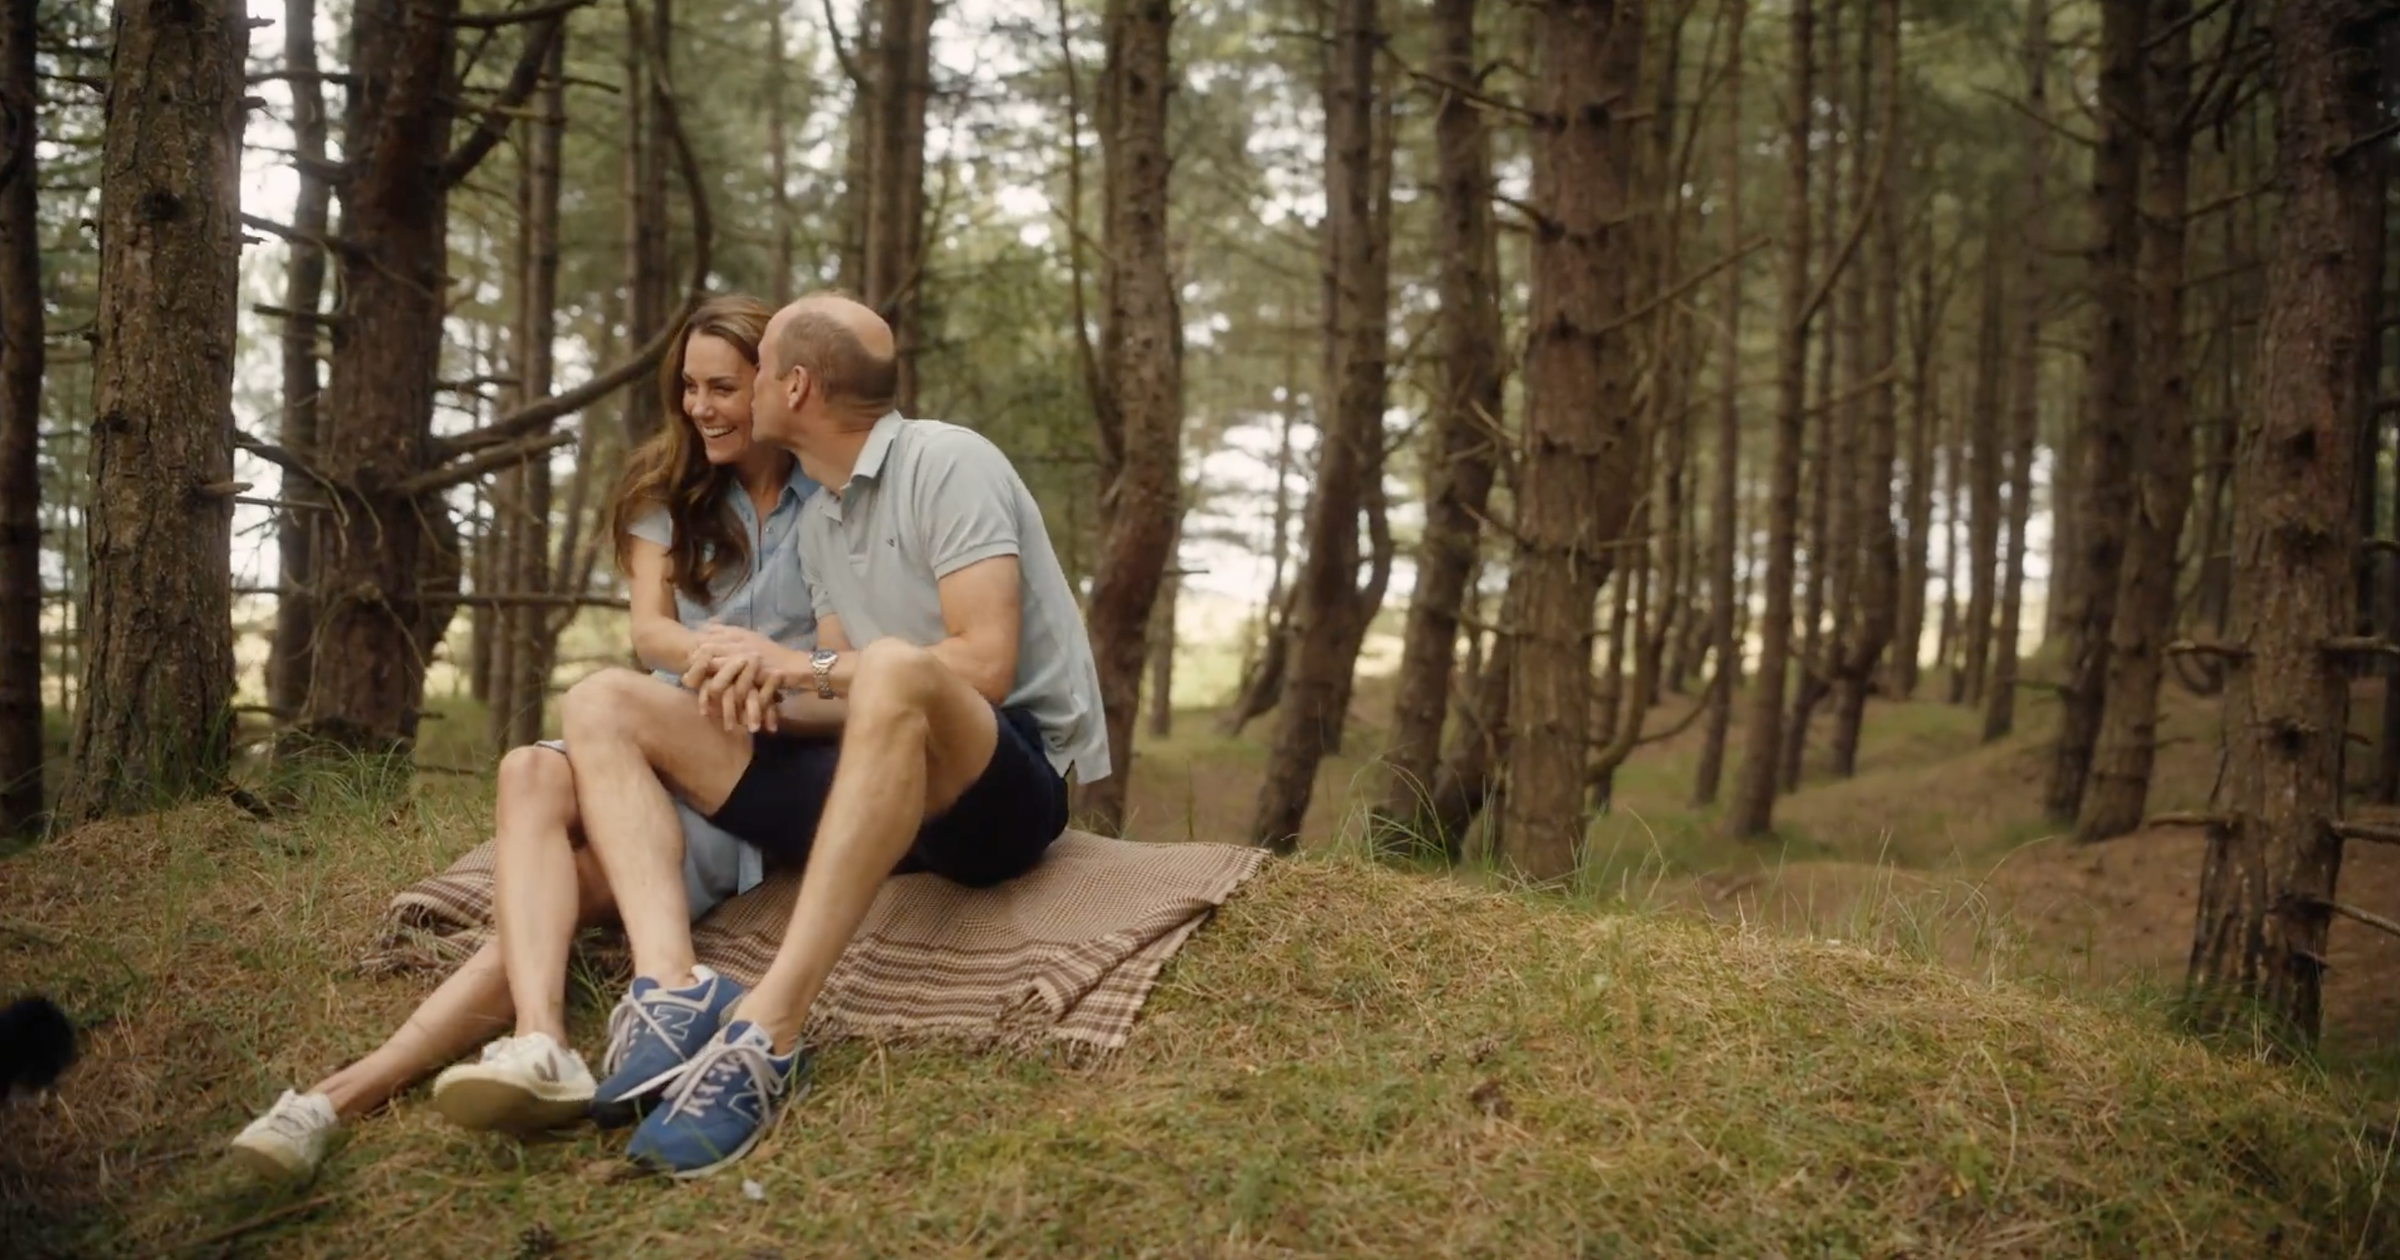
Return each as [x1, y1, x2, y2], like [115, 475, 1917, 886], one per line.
[683, 623, 800, 732]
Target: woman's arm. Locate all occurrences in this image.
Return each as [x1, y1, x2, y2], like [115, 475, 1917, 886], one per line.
[624, 538, 700, 673]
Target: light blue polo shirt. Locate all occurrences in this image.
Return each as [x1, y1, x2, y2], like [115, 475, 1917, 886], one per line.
[624, 463, 823, 901]
[796, 412, 1110, 783]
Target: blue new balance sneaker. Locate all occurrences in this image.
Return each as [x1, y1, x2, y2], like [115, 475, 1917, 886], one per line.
[624, 1020, 808, 1178]
[589, 964, 745, 1129]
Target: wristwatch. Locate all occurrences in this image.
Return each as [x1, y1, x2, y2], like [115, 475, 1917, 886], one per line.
[810, 648, 839, 699]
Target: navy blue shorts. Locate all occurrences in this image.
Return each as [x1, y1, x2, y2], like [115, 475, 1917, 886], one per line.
[705, 705, 1067, 889]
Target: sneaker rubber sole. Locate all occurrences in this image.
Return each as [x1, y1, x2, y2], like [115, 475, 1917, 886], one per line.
[431, 1066, 594, 1133]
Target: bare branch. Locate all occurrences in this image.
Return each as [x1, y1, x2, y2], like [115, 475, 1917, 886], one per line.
[398, 430, 576, 497]
[433, 36, 714, 459]
[2333, 820, 2400, 847]
[450, 0, 595, 29]
[240, 213, 357, 257]
[439, 9, 576, 189]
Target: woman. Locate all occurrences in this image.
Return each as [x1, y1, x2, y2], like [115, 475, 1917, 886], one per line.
[229, 295, 822, 1181]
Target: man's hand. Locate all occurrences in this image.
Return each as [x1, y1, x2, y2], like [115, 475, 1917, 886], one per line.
[683, 624, 802, 733]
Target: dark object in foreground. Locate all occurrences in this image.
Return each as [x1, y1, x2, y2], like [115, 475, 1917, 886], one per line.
[0, 994, 76, 1100]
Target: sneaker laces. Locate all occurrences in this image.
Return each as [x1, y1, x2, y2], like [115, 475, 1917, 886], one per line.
[258, 1091, 331, 1141]
[481, 1034, 562, 1079]
[657, 1030, 787, 1122]
[600, 969, 710, 1075]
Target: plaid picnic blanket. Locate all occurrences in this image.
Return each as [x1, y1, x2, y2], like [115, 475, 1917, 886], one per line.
[362, 830, 1266, 1052]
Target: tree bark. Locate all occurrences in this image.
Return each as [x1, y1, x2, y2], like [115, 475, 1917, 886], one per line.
[0, 0, 41, 835]
[767, 0, 794, 306]
[865, 0, 936, 414]
[618, 0, 670, 446]
[498, 34, 568, 752]
[2183, 0, 2378, 1049]
[1725, 0, 1812, 839]
[1827, 0, 1900, 779]
[1784, 0, 1840, 791]
[60, 0, 245, 823]
[1490, 0, 1642, 880]
[1077, 0, 1181, 836]
[1693, 0, 1747, 808]
[836, 2, 879, 294]
[291, 2, 571, 756]
[1250, 0, 1391, 852]
[1891, 206, 1940, 699]
[1960, 226, 2005, 708]
[1378, 0, 1503, 842]
[267, 0, 332, 720]
[1983, 0, 2048, 743]
[2044, 0, 2147, 823]
[2078, 0, 2194, 841]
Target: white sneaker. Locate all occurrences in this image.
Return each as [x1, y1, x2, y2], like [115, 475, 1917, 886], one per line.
[228, 1089, 338, 1182]
[430, 1032, 595, 1133]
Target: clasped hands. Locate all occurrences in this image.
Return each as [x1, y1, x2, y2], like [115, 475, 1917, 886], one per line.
[680, 623, 799, 733]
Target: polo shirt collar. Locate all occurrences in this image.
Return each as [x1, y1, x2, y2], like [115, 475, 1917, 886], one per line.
[850, 410, 908, 483]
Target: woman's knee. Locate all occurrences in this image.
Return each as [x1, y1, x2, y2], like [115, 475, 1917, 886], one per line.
[495, 744, 576, 834]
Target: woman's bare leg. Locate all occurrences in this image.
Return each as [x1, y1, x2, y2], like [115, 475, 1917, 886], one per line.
[493, 745, 598, 1043]
[299, 749, 613, 1119]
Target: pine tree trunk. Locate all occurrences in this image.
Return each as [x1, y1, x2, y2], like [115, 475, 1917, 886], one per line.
[1784, 2, 1839, 792]
[1724, 0, 1812, 840]
[865, 0, 936, 414]
[1146, 516, 1181, 739]
[60, 0, 244, 823]
[1983, 0, 2048, 743]
[1692, 0, 1746, 808]
[2078, 0, 2193, 842]
[501, 35, 567, 751]
[1428, 631, 1511, 857]
[1891, 212, 1938, 700]
[1827, 0, 1900, 779]
[1250, 0, 1390, 852]
[1077, 0, 1181, 836]
[2183, 0, 2378, 1048]
[2044, 0, 2146, 822]
[267, 0, 331, 720]
[836, 4, 879, 295]
[767, 1, 794, 305]
[1492, 0, 1641, 879]
[1960, 228, 2005, 708]
[1938, 382, 1962, 694]
[0, 0, 41, 834]
[1379, 0, 1502, 840]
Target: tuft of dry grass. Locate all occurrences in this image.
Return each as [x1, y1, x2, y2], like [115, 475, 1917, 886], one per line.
[4, 789, 2397, 1258]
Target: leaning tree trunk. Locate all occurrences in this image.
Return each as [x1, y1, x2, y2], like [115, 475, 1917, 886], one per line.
[267, 0, 332, 720]
[2045, 0, 2147, 823]
[60, 0, 245, 823]
[1692, 0, 1746, 807]
[1250, 0, 1389, 852]
[1724, 0, 1812, 839]
[2079, 0, 2194, 842]
[1983, 0, 2048, 743]
[1378, 0, 1503, 844]
[1494, 0, 1642, 881]
[0, 0, 41, 835]
[1077, 0, 1181, 836]
[1826, 0, 1900, 780]
[2183, 0, 2378, 1050]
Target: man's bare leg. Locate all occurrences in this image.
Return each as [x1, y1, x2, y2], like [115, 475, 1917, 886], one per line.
[557, 668, 754, 988]
[732, 639, 999, 1052]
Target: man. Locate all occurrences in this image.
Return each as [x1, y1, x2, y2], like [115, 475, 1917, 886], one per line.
[555, 292, 1110, 1177]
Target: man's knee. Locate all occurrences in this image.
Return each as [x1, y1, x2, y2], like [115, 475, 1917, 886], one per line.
[559, 667, 657, 742]
[849, 640, 947, 726]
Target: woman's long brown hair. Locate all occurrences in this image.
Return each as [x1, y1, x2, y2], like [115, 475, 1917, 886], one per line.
[608, 295, 776, 605]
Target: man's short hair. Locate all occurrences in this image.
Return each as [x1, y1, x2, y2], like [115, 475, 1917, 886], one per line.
[773, 292, 900, 416]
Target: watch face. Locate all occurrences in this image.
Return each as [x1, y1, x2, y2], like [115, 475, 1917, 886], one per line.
[812, 649, 836, 667]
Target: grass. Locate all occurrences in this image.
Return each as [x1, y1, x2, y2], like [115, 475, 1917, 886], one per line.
[5, 777, 2400, 1257]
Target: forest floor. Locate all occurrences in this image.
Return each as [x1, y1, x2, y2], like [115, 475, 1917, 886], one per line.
[3, 670, 2399, 1255]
